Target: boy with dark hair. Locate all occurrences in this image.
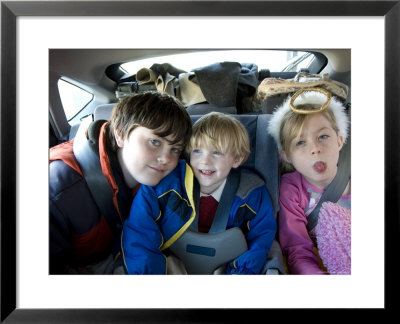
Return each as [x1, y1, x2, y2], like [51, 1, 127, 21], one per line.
[49, 92, 192, 274]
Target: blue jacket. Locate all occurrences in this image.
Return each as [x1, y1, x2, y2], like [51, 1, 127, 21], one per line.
[121, 160, 276, 274]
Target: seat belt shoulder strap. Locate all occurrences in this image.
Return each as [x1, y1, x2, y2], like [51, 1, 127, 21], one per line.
[306, 137, 351, 231]
[208, 168, 241, 233]
[189, 168, 241, 233]
[73, 119, 120, 232]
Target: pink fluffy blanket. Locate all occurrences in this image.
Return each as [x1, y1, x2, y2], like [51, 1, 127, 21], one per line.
[316, 202, 351, 275]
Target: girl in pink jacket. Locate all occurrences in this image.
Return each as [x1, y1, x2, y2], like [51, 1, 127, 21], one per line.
[268, 88, 351, 274]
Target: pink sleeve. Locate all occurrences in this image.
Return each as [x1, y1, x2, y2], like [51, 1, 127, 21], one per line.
[279, 173, 326, 275]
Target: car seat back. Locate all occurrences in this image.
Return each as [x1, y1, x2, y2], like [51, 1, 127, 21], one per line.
[93, 103, 116, 121]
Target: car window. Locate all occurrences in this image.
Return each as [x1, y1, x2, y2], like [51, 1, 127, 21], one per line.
[58, 79, 93, 121]
[281, 52, 315, 72]
[120, 50, 315, 74]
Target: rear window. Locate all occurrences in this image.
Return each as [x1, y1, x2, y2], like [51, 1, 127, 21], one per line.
[120, 50, 316, 74]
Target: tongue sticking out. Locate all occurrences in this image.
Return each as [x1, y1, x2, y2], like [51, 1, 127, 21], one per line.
[313, 161, 327, 173]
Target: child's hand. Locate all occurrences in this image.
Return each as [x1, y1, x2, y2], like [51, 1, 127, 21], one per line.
[225, 250, 267, 274]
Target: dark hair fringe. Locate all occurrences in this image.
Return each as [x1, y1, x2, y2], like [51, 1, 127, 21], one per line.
[105, 91, 192, 151]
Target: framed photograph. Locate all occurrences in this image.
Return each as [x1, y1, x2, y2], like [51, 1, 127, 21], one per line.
[2, 0, 398, 322]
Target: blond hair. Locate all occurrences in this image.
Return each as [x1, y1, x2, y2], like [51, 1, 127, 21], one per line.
[267, 91, 349, 173]
[268, 91, 349, 152]
[280, 108, 340, 154]
[186, 112, 250, 164]
[279, 108, 340, 172]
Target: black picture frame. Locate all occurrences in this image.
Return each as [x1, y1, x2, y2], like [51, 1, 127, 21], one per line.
[1, 0, 399, 322]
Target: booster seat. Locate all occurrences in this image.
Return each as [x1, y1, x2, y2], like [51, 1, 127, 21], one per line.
[169, 114, 283, 274]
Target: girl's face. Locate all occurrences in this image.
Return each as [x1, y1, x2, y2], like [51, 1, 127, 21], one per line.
[189, 144, 242, 195]
[281, 113, 344, 190]
[115, 126, 183, 188]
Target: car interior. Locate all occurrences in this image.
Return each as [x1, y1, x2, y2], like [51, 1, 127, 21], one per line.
[49, 48, 351, 274]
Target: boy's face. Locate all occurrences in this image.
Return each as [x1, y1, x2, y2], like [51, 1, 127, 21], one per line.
[281, 113, 344, 190]
[189, 144, 242, 195]
[115, 126, 183, 188]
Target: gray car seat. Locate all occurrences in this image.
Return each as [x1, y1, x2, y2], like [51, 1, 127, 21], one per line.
[188, 114, 284, 274]
[93, 103, 117, 121]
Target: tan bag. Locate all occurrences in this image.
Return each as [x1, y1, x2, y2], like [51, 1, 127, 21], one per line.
[257, 72, 349, 101]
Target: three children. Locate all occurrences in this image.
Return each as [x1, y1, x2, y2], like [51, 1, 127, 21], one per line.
[50, 87, 351, 275]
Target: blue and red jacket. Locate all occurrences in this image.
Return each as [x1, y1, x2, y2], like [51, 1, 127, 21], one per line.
[121, 161, 277, 274]
[49, 121, 137, 274]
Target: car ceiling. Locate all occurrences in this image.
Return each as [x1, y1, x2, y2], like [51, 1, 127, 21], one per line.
[49, 49, 212, 84]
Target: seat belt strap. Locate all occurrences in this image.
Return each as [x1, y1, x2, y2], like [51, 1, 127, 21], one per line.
[306, 135, 351, 232]
[170, 168, 246, 274]
[189, 168, 241, 233]
[73, 118, 120, 233]
[209, 168, 241, 233]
